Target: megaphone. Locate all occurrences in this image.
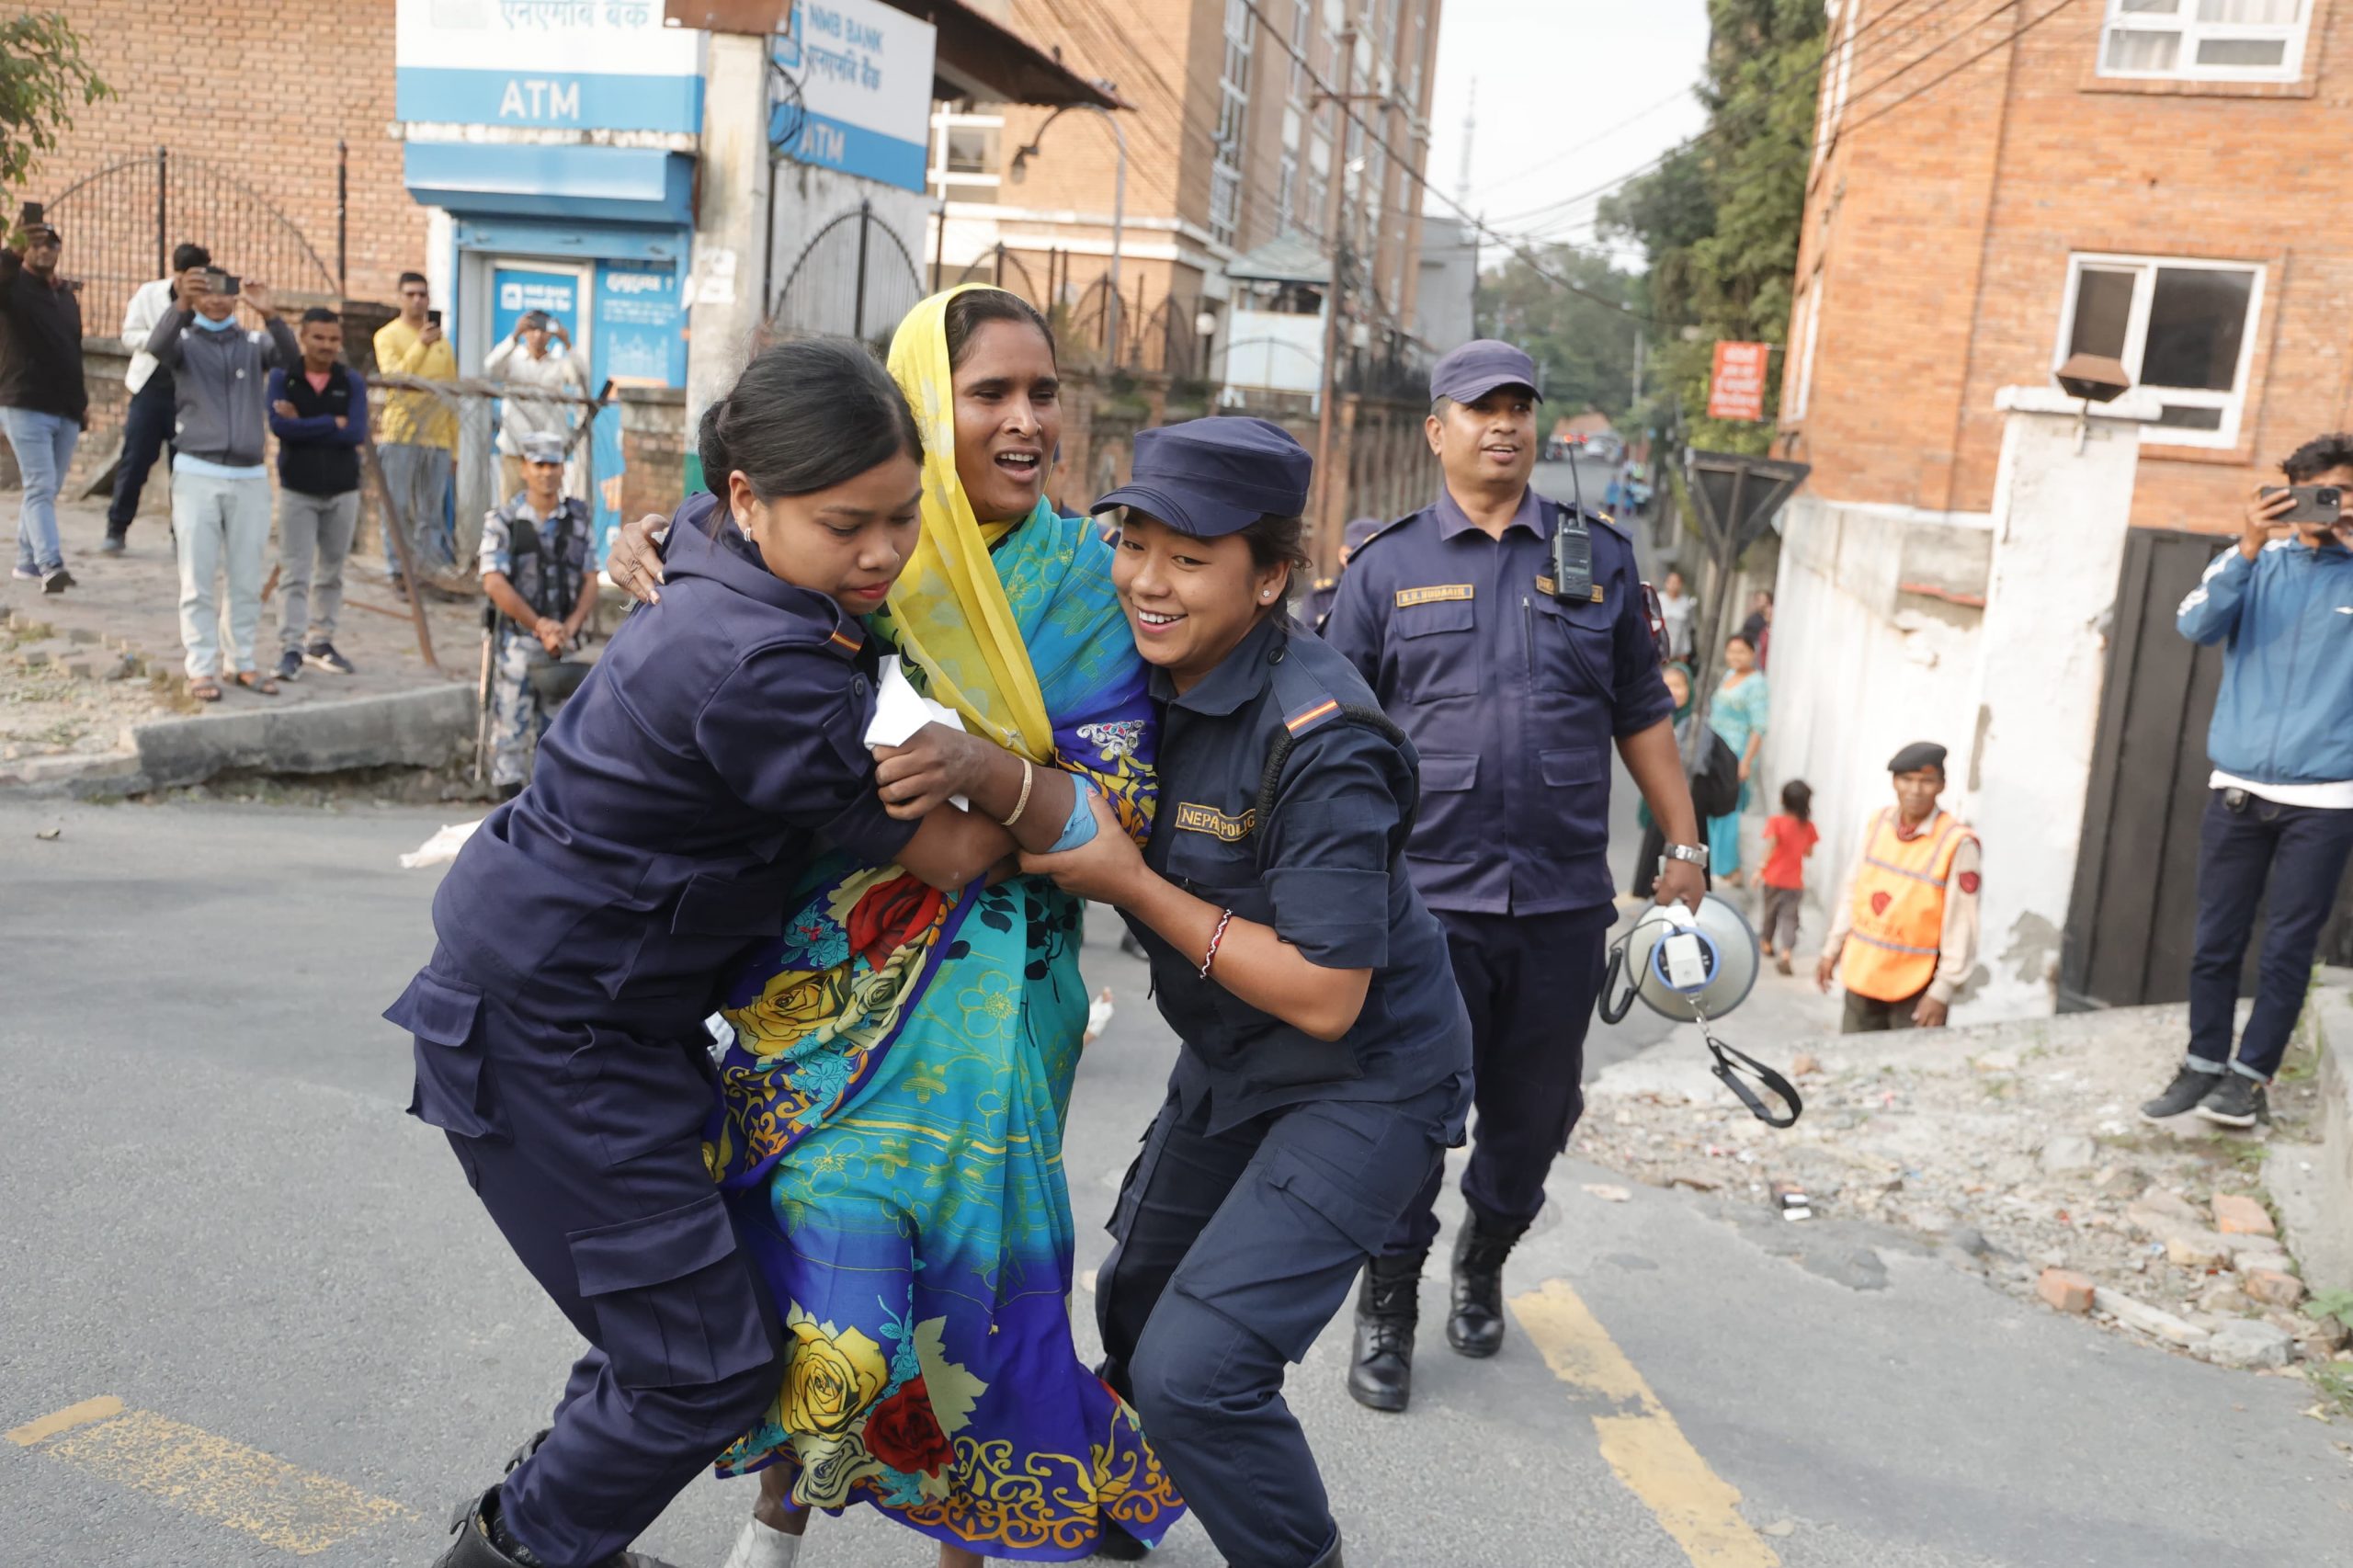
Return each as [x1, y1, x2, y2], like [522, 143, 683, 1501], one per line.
[1600, 894, 1802, 1129]
[1601, 893, 1759, 1024]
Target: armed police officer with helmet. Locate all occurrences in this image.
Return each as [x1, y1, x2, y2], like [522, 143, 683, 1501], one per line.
[479, 430, 598, 797]
[1322, 339, 1704, 1413]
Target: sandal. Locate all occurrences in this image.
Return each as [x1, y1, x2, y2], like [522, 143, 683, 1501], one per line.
[231, 670, 280, 697]
[188, 676, 222, 702]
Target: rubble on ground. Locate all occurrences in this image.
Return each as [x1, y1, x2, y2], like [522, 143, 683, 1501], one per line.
[1577, 1004, 2353, 1386]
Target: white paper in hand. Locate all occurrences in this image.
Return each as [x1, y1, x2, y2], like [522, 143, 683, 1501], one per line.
[863, 655, 972, 811]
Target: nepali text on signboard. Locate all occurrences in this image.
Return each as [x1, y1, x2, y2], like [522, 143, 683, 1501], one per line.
[1707, 340, 1770, 424]
[772, 0, 938, 193]
[394, 0, 705, 134]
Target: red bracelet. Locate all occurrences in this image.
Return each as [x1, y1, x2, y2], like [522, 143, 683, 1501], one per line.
[1199, 908, 1234, 979]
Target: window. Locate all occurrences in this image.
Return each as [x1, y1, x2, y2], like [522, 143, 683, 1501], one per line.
[1790, 270, 1825, 422]
[2097, 0, 2311, 83]
[1290, 0, 1311, 104]
[1213, 0, 1255, 246]
[1278, 152, 1298, 232]
[2056, 254, 2264, 445]
[929, 105, 1004, 203]
[1813, 0, 1858, 167]
[1303, 169, 1329, 236]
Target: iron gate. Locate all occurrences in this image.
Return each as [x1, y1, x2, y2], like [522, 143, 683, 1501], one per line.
[45, 146, 343, 330]
[2060, 528, 2353, 1009]
[767, 199, 923, 349]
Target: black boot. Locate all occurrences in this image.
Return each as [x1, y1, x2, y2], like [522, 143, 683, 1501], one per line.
[431, 1486, 685, 1568]
[1307, 1528, 1345, 1568]
[1346, 1251, 1424, 1413]
[1091, 1515, 1149, 1560]
[1447, 1215, 1525, 1358]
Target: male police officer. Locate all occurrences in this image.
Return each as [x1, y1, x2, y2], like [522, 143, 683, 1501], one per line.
[1301, 514, 1381, 631]
[479, 431, 598, 797]
[1323, 339, 1706, 1413]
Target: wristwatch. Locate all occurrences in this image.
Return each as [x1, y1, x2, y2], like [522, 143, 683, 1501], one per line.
[1659, 842, 1710, 872]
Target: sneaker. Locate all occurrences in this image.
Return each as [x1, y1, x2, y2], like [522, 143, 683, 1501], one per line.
[2197, 1074, 2269, 1129]
[41, 566, 73, 593]
[305, 641, 356, 676]
[99, 533, 126, 556]
[2141, 1065, 2222, 1121]
[275, 647, 304, 683]
[9, 563, 37, 581]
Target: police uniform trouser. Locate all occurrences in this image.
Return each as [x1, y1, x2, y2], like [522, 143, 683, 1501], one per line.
[1097, 1082, 1455, 1568]
[412, 971, 782, 1568]
[1383, 908, 1608, 1256]
[489, 631, 558, 789]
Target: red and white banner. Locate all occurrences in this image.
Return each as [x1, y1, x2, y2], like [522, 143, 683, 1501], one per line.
[1707, 340, 1770, 423]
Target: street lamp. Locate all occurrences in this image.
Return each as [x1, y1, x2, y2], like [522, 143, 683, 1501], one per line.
[1010, 97, 1127, 366]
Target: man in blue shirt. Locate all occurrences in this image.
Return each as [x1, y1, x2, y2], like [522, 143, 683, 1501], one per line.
[1323, 339, 1705, 1413]
[2143, 434, 2353, 1131]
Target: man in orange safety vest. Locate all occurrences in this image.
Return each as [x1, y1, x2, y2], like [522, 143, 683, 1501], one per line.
[1815, 742, 1983, 1032]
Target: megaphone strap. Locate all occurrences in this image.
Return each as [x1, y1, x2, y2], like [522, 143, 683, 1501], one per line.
[1706, 1034, 1802, 1129]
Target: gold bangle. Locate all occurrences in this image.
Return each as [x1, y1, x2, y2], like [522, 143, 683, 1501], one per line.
[999, 756, 1035, 828]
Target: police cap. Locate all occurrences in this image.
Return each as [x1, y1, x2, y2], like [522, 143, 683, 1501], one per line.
[1888, 741, 1948, 775]
[1430, 339, 1542, 405]
[520, 432, 567, 465]
[1091, 416, 1312, 539]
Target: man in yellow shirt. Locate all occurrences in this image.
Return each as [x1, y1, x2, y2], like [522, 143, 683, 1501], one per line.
[371, 270, 458, 584]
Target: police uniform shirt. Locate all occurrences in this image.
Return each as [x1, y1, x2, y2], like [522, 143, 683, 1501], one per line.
[478, 494, 589, 583]
[1129, 614, 1472, 1132]
[425, 493, 914, 1028]
[1322, 486, 1671, 917]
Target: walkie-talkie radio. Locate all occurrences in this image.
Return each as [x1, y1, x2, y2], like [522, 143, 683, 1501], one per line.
[1546, 434, 1596, 604]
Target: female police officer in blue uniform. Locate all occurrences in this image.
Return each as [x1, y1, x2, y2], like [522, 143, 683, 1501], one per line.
[1022, 419, 1472, 1568]
[384, 340, 1005, 1568]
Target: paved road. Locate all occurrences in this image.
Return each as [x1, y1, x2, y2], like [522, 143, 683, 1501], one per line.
[6, 796, 2349, 1566]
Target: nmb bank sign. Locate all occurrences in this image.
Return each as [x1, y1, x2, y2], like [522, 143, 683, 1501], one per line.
[395, 0, 704, 133]
[774, 0, 937, 193]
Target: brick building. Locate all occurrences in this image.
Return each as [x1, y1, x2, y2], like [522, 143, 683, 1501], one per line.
[930, 0, 1445, 380]
[1779, 0, 2353, 533]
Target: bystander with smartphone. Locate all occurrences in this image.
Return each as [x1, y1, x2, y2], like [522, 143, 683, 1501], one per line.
[0, 207, 86, 593]
[483, 311, 587, 498]
[2142, 434, 2353, 1130]
[108, 241, 210, 553]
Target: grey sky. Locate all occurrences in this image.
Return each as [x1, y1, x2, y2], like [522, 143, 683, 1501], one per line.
[1422, 0, 1711, 259]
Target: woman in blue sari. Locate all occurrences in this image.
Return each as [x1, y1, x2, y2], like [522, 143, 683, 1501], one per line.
[612, 289, 1178, 1567]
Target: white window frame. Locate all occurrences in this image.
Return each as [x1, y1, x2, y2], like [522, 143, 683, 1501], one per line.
[928, 108, 1004, 195]
[2052, 252, 2267, 449]
[2096, 0, 2311, 85]
[1813, 0, 1857, 169]
[1790, 268, 1825, 423]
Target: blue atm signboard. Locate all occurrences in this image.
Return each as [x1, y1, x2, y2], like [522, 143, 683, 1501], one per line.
[394, 0, 705, 134]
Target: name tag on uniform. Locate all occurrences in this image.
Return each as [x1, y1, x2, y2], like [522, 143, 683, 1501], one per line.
[1395, 584, 1474, 608]
[1535, 575, 1606, 604]
[1173, 801, 1256, 841]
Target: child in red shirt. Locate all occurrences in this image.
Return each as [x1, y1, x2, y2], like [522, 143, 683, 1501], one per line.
[1759, 779, 1818, 974]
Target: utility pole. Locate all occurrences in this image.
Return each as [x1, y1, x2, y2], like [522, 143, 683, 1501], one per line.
[1631, 324, 1644, 412]
[1310, 21, 1358, 566]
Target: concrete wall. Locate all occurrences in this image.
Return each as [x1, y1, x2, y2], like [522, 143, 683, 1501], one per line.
[1763, 494, 1990, 968]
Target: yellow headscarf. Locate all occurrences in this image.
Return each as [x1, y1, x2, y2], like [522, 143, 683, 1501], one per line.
[882, 287, 1054, 765]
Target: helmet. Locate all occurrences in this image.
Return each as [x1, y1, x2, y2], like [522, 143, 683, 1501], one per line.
[1601, 893, 1759, 1024]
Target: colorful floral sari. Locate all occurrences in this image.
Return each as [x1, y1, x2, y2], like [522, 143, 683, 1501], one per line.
[699, 290, 1178, 1558]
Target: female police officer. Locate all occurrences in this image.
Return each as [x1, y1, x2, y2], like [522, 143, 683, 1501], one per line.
[384, 339, 1005, 1568]
[1021, 418, 1472, 1568]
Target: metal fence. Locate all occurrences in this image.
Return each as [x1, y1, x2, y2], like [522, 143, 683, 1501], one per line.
[767, 199, 925, 350]
[45, 145, 345, 331]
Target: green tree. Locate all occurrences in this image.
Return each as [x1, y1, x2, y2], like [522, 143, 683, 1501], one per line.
[0, 14, 109, 213]
[1475, 245, 1642, 424]
[1599, 0, 1822, 456]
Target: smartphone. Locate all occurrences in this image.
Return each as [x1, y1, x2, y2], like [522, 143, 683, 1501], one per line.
[2258, 484, 2343, 527]
[426, 308, 443, 327]
[17, 201, 41, 227]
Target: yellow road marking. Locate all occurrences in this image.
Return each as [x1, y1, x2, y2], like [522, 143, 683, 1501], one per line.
[6, 1398, 409, 1556]
[1513, 1279, 1781, 1567]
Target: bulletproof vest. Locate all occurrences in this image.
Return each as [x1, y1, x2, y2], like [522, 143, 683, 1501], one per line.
[498, 498, 592, 631]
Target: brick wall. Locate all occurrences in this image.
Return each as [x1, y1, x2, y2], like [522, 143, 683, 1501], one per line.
[30, 0, 419, 319]
[1783, 1, 2353, 533]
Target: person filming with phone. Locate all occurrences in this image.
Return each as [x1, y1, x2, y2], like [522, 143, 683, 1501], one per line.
[1, 204, 87, 594]
[2141, 435, 2353, 1131]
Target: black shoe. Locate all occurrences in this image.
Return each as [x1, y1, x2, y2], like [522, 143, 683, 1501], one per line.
[1092, 1516, 1149, 1560]
[40, 565, 72, 593]
[1306, 1532, 1344, 1568]
[2196, 1074, 2269, 1129]
[2141, 1065, 2222, 1121]
[99, 532, 126, 555]
[275, 648, 304, 683]
[1448, 1215, 1524, 1358]
[306, 640, 356, 675]
[433, 1486, 683, 1568]
[1346, 1250, 1423, 1413]
[1119, 931, 1147, 960]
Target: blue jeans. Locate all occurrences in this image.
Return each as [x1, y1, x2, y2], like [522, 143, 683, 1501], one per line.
[2188, 789, 2353, 1080]
[6, 406, 80, 573]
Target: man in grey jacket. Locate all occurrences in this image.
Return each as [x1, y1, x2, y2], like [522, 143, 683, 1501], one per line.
[146, 268, 298, 699]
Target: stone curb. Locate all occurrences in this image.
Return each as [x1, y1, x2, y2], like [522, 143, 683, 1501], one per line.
[110, 685, 477, 792]
[2279, 984, 2353, 1297]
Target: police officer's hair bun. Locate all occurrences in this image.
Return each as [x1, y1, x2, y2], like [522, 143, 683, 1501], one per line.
[699, 337, 922, 502]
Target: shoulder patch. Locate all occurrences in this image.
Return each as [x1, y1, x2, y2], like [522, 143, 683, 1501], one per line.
[1284, 696, 1342, 735]
[824, 625, 864, 656]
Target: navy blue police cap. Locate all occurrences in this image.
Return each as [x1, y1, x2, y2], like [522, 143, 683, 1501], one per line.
[1430, 338, 1542, 404]
[1091, 416, 1312, 539]
[1343, 515, 1382, 552]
